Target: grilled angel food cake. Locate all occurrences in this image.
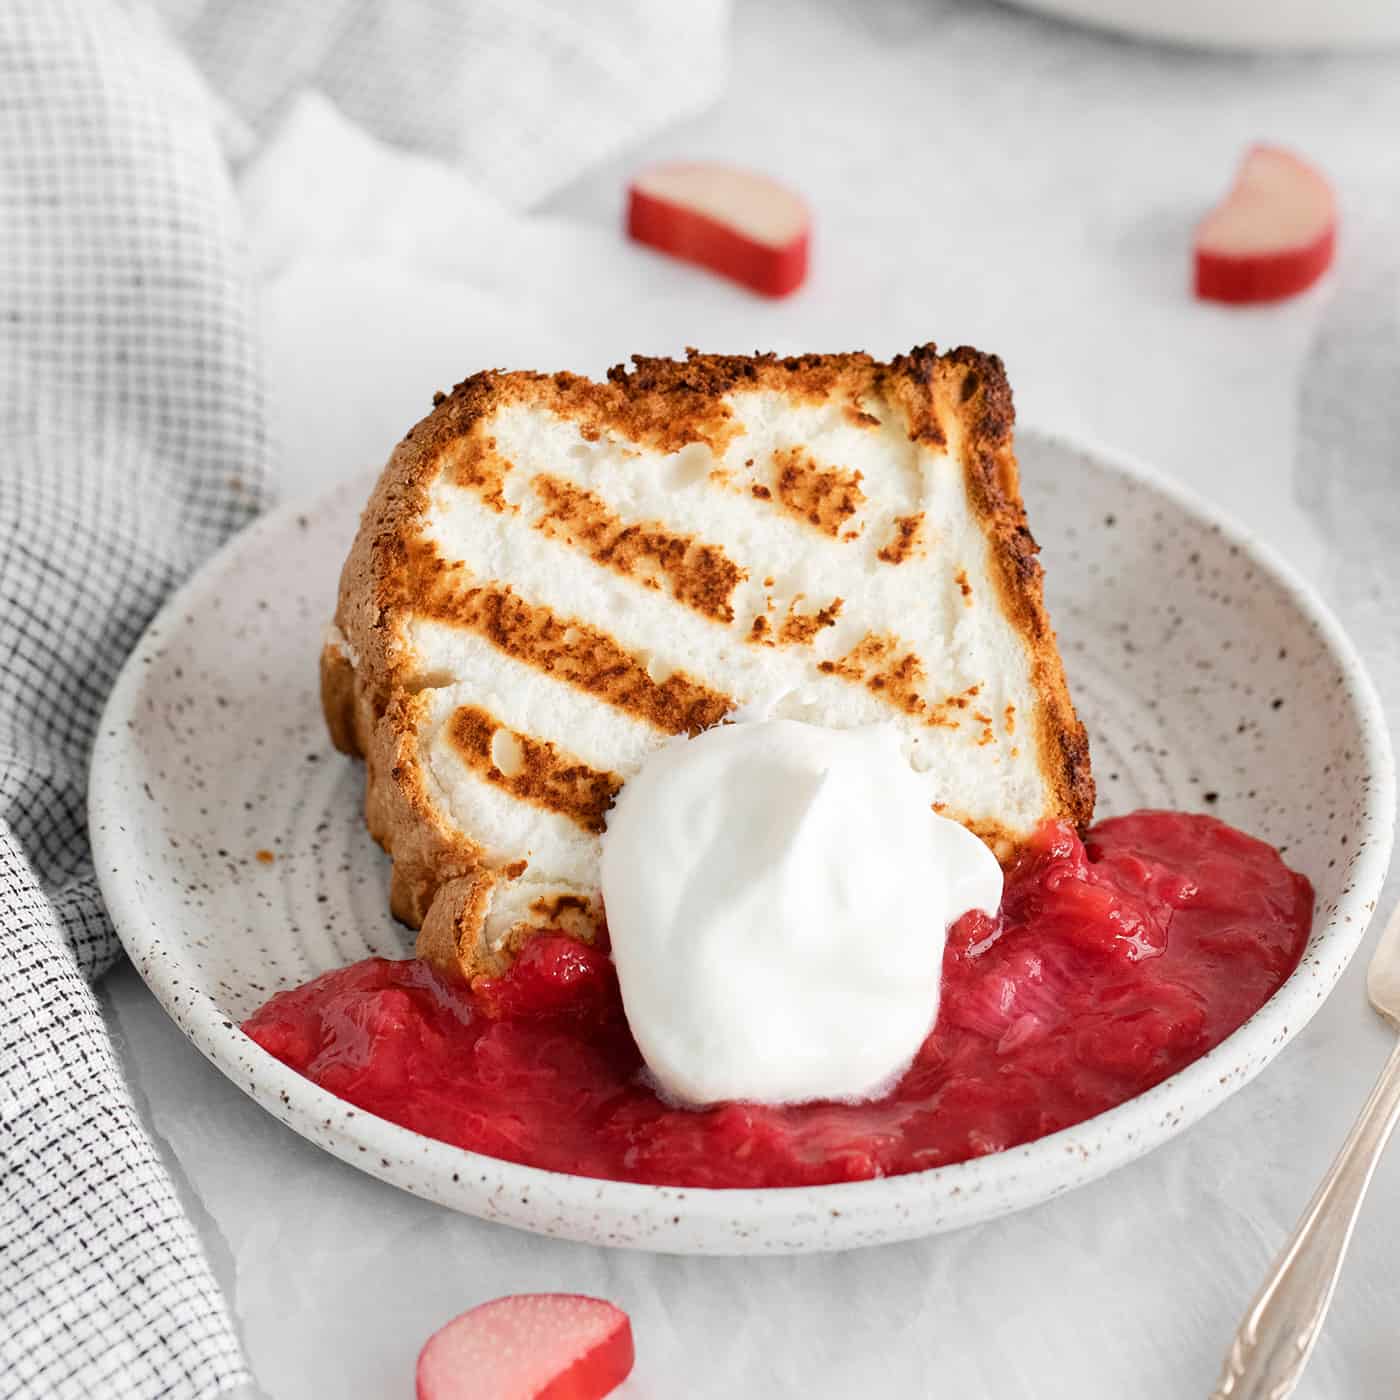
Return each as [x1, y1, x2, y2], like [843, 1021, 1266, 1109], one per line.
[321, 345, 1094, 981]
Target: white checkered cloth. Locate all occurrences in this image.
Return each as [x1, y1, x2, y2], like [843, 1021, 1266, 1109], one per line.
[0, 1, 264, 1396]
[0, 1, 729, 1395]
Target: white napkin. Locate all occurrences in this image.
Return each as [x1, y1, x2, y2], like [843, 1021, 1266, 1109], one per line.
[157, 0, 732, 210]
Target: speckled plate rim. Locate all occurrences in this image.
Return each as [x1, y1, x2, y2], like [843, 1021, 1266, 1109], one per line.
[91, 429, 1396, 1255]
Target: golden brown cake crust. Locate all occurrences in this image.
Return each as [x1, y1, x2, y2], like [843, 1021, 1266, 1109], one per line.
[323, 345, 1095, 980]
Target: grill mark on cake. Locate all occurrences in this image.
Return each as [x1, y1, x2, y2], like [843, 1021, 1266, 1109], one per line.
[972, 710, 995, 746]
[442, 433, 513, 513]
[447, 705, 622, 832]
[403, 539, 733, 736]
[780, 599, 843, 646]
[531, 475, 744, 623]
[816, 640, 989, 732]
[523, 364, 744, 455]
[843, 396, 881, 429]
[955, 568, 972, 602]
[748, 598, 844, 648]
[486, 898, 602, 968]
[530, 892, 594, 924]
[518, 891, 600, 948]
[877, 513, 925, 565]
[926, 683, 986, 729]
[770, 447, 866, 538]
[1004, 703, 1016, 735]
[818, 631, 949, 724]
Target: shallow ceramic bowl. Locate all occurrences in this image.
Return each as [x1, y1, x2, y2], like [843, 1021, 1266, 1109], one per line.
[90, 430, 1394, 1255]
[1005, 0, 1400, 51]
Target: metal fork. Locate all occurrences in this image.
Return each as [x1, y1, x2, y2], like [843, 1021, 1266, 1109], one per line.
[1211, 900, 1400, 1398]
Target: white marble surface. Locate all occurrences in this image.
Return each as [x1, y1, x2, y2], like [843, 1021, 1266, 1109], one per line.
[102, 1, 1400, 1395]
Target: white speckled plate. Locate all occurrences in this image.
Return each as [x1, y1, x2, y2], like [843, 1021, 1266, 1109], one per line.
[90, 431, 1394, 1255]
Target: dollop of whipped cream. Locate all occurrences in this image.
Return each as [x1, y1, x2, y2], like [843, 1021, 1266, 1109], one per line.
[599, 718, 1003, 1106]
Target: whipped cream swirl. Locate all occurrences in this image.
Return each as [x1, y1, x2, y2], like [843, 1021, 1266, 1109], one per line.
[600, 719, 1004, 1106]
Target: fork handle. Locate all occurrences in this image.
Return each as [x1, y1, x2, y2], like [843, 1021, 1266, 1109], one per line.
[1212, 1035, 1400, 1399]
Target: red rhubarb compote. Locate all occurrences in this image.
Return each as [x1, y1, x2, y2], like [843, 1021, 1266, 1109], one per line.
[243, 811, 1313, 1188]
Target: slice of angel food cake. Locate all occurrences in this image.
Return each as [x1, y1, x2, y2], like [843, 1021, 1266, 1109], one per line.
[320, 345, 1094, 981]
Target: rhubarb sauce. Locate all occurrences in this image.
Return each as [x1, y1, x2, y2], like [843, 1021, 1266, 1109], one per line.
[243, 812, 1313, 1188]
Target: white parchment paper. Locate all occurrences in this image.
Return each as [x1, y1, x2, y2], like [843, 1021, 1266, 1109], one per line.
[107, 3, 1400, 1393]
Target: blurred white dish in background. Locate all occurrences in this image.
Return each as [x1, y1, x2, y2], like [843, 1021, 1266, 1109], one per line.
[1004, 0, 1400, 51]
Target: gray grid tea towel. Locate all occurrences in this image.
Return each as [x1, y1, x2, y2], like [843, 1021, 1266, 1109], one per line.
[0, 1, 264, 1396]
[0, 1, 731, 1394]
